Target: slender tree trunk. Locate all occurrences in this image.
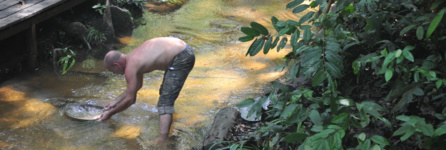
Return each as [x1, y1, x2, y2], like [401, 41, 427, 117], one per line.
[103, 0, 115, 38]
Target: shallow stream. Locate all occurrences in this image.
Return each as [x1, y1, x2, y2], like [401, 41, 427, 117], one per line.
[0, 0, 310, 149]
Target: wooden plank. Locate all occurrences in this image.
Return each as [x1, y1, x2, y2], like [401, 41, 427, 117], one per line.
[0, 0, 20, 11]
[0, 0, 61, 30]
[0, 0, 44, 19]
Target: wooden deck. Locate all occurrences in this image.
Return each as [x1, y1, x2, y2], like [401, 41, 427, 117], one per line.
[0, 0, 89, 69]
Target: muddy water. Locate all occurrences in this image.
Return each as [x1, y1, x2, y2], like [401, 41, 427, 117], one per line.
[0, 0, 311, 149]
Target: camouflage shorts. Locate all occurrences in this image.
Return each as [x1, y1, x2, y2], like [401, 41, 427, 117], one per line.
[157, 45, 195, 114]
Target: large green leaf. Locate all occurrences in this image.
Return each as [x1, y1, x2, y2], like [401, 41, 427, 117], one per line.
[270, 36, 280, 49]
[290, 29, 300, 47]
[434, 124, 446, 136]
[301, 47, 322, 67]
[385, 69, 393, 82]
[278, 27, 290, 36]
[263, 37, 272, 54]
[283, 133, 308, 143]
[295, 45, 309, 55]
[426, 8, 445, 38]
[312, 70, 327, 87]
[293, 5, 309, 14]
[299, 11, 315, 24]
[331, 113, 348, 124]
[393, 125, 410, 136]
[271, 16, 280, 32]
[241, 27, 260, 36]
[251, 38, 265, 56]
[250, 22, 269, 35]
[286, 20, 301, 27]
[236, 98, 255, 108]
[286, 0, 305, 9]
[276, 21, 286, 27]
[303, 28, 311, 43]
[335, 0, 354, 12]
[361, 101, 384, 118]
[289, 62, 300, 79]
[326, 61, 342, 78]
[416, 26, 424, 40]
[325, 50, 342, 64]
[382, 51, 396, 69]
[430, 1, 444, 10]
[277, 37, 288, 52]
[399, 24, 416, 36]
[400, 127, 415, 141]
[362, 139, 372, 150]
[420, 124, 434, 136]
[303, 58, 322, 78]
[327, 41, 341, 52]
[247, 102, 262, 119]
[371, 135, 390, 146]
[402, 49, 414, 62]
[309, 109, 322, 126]
[238, 35, 254, 42]
[247, 38, 263, 56]
[281, 104, 298, 119]
[332, 131, 344, 149]
[272, 81, 289, 93]
[289, 104, 309, 123]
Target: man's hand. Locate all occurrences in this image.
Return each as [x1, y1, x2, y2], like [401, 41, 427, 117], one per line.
[98, 110, 113, 121]
[104, 99, 121, 110]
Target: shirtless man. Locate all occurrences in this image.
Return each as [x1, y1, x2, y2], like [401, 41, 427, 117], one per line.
[98, 37, 195, 144]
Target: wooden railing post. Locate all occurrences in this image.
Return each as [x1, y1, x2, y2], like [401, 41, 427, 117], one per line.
[25, 22, 37, 70]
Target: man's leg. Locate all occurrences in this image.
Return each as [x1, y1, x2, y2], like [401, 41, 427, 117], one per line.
[158, 113, 172, 144]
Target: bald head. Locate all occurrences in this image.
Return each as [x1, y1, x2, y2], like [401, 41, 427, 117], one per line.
[104, 50, 122, 66]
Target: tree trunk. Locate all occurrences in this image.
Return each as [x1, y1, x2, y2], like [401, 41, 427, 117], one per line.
[103, 0, 115, 39]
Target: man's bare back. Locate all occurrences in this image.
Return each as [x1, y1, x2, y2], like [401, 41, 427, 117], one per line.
[128, 37, 187, 73]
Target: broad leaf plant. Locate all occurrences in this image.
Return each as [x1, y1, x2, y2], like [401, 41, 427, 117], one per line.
[229, 0, 446, 149]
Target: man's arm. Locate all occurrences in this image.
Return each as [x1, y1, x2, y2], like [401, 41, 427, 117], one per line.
[98, 70, 143, 121]
[104, 92, 127, 110]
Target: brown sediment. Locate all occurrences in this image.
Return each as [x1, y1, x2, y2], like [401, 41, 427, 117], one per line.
[144, 1, 185, 14]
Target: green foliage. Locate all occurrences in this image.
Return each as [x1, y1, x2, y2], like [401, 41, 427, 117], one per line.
[87, 27, 107, 43]
[92, 3, 107, 15]
[115, 0, 147, 9]
[131, 0, 148, 9]
[393, 115, 434, 141]
[115, 0, 128, 6]
[233, 0, 446, 149]
[209, 141, 260, 150]
[57, 47, 76, 75]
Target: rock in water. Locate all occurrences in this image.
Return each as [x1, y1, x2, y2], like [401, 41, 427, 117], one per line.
[111, 6, 133, 37]
[64, 22, 92, 50]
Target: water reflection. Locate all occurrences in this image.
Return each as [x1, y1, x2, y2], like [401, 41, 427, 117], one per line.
[0, 0, 311, 149]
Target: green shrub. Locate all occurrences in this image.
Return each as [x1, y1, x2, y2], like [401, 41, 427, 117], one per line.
[234, 0, 446, 149]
